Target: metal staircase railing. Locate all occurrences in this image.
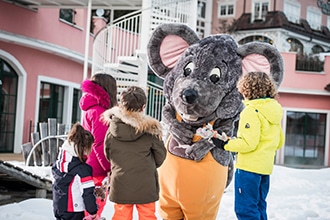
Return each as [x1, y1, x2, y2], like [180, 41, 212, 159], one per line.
[92, 0, 195, 73]
[92, 0, 198, 121]
[146, 81, 166, 121]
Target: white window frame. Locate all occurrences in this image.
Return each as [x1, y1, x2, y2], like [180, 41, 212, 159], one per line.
[35, 76, 81, 130]
[0, 49, 27, 153]
[59, 9, 77, 25]
[218, 0, 235, 18]
[251, 0, 270, 22]
[279, 107, 330, 166]
[284, 0, 301, 23]
[306, 6, 322, 30]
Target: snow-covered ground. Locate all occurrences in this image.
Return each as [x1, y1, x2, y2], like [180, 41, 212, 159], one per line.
[0, 164, 330, 220]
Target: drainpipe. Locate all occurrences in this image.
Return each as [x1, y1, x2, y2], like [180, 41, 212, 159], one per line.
[138, 0, 152, 90]
[243, 0, 246, 14]
[204, 0, 212, 36]
[83, 0, 92, 80]
[189, 0, 198, 30]
[140, 0, 152, 51]
[81, 0, 92, 124]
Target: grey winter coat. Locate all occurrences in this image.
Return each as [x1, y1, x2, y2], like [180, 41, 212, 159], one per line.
[103, 106, 166, 204]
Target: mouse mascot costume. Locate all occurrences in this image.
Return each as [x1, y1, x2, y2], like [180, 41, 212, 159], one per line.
[147, 23, 284, 220]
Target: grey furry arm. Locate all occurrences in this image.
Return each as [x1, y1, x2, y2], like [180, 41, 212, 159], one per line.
[162, 104, 194, 145]
[185, 139, 215, 161]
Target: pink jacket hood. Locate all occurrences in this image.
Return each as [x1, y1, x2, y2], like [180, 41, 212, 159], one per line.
[80, 79, 110, 111]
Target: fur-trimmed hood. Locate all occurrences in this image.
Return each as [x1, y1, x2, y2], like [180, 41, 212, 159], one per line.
[102, 106, 163, 140]
[80, 79, 110, 111]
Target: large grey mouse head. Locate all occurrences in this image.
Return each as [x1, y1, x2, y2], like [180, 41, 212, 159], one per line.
[147, 23, 284, 126]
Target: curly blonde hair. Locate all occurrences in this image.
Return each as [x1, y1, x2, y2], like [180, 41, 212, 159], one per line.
[237, 72, 277, 100]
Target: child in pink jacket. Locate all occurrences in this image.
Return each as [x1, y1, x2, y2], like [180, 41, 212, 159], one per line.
[79, 72, 117, 217]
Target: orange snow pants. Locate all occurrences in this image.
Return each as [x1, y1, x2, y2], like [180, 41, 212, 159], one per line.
[112, 202, 157, 220]
[158, 150, 228, 220]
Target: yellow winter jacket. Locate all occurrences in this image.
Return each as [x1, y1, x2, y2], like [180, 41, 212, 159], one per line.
[224, 98, 285, 175]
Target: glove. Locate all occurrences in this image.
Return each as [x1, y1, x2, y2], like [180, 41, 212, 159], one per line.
[212, 131, 229, 152]
[214, 131, 229, 142]
[196, 124, 215, 139]
[196, 123, 229, 142]
[83, 214, 97, 220]
[94, 186, 106, 201]
[83, 215, 106, 220]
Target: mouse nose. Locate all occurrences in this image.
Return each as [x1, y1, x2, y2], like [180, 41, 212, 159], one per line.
[183, 89, 198, 104]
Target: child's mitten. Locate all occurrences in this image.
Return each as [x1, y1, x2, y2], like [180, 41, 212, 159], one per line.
[94, 187, 106, 201]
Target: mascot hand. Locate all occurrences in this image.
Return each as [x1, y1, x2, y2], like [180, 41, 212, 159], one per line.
[215, 131, 229, 142]
[185, 140, 215, 161]
[170, 120, 194, 145]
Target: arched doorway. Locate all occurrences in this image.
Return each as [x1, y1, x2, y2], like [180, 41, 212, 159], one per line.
[0, 58, 18, 152]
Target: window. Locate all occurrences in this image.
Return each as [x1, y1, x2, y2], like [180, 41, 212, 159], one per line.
[284, 0, 301, 23]
[71, 88, 82, 124]
[0, 59, 18, 153]
[252, 1, 269, 21]
[198, 1, 206, 18]
[327, 16, 330, 30]
[37, 77, 82, 131]
[59, 9, 76, 24]
[284, 111, 326, 166]
[312, 45, 324, 54]
[287, 38, 303, 55]
[197, 0, 207, 38]
[238, 35, 273, 45]
[306, 7, 322, 30]
[39, 82, 64, 123]
[218, 3, 234, 17]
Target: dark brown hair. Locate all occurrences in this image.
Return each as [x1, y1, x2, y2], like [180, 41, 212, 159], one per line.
[67, 122, 94, 163]
[120, 86, 146, 112]
[237, 71, 277, 100]
[92, 72, 118, 107]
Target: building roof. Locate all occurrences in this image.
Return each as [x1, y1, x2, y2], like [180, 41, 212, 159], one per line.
[2, 0, 142, 10]
[233, 11, 330, 43]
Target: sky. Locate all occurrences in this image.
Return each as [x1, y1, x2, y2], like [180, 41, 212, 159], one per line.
[0, 163, 330, 220]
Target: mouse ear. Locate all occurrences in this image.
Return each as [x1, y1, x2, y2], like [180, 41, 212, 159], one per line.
[238, 42, 284, 87]
[147, 23, 199, 79]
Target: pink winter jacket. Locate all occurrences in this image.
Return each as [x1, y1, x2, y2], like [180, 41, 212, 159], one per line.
[79, 79, 111, 179]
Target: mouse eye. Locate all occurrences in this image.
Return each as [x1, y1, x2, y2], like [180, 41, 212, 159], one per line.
[209, 67, 221, 83]
[183, 62, 194, 76]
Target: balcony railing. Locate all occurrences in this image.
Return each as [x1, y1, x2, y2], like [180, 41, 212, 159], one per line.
[296, 54, 325, 72]
[147, 81, 166, 121]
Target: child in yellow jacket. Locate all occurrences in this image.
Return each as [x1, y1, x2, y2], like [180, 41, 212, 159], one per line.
[220, 71, 285, 220]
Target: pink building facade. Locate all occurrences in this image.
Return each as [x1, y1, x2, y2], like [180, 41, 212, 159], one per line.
[0, 1, 98, 154]
[1, 0, 330, 168]
[213, 0, 330, 168]
[277, 53, 330, 167]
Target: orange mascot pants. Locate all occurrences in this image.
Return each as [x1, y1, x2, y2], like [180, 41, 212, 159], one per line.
[112, 202, 157, 220]
[158, 147, 228, 220]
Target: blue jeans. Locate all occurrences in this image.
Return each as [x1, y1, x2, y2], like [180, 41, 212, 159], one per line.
[234, 169, 270, 220]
